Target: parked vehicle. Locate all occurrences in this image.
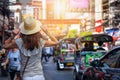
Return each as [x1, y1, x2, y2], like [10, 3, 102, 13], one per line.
[73, 34, 113, 80]
[55, 38, 76, 70]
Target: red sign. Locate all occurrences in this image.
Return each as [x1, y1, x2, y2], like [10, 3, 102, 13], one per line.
[95, 20, 103, 32]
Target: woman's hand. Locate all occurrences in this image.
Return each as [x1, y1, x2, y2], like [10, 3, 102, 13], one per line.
[11, 29, 20, 38]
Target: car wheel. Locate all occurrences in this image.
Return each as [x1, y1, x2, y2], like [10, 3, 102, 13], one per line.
[56, 61, 62, 70]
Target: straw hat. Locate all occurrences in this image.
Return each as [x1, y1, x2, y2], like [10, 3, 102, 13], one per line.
[20, 16, 42, 35]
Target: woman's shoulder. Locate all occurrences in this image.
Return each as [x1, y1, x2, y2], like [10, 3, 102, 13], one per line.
[15, 38, 22, 42]
[15, 38, 23, 45]
[15, 38, 23, 49]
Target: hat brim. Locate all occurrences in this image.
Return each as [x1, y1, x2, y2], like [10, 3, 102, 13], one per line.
[20, 20, 42, 35]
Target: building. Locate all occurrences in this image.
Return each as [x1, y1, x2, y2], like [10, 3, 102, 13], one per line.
[9, 0, 22, 29]
[0, 0, 10, 29]
[102, 0, 120, 30]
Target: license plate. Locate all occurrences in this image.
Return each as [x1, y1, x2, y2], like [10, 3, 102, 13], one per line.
[67, 62, 73, 66]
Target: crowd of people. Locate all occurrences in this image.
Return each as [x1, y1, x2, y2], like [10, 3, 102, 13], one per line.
[41, 46, 54, 62]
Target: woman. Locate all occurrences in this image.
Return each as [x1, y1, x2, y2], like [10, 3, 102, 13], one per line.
[4, 16, 58, 80]
[3, 48, 21, 80]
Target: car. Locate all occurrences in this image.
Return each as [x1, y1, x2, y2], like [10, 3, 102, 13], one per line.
[55, 38, 76, 70]
[73, 34, 113, 80]
[81, 46, 120, 80]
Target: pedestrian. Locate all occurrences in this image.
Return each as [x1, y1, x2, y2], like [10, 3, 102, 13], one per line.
[4, 16, 58, 80]
[44, 46, 54, 60]
[2, 48, 21, 80]
[41, 47, 48, 62]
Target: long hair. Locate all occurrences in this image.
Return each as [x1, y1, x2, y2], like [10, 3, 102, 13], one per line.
[20, 32, 42, 51]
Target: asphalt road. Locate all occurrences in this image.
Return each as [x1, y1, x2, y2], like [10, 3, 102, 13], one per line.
[0, 57, 74, 80]
[43, 57, 74, 80]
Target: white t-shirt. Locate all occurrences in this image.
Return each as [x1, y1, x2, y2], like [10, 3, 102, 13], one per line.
[15, 38, 45, 77]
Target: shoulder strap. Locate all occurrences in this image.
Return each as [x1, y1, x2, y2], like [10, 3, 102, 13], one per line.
[19, 43, 31, 76]
[21, 56, 30, 76]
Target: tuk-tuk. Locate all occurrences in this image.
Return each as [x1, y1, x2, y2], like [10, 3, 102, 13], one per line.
[55, 38, 76, 70]
[73, 33, 114, 80]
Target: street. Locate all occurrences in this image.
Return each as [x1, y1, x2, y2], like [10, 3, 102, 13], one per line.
[0, 57, 74, 80]
[43, 57, 73, 80]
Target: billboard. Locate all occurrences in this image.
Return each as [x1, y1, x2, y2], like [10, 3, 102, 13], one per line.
[105, 28, 120, 41]
[69, 0, 89, 8]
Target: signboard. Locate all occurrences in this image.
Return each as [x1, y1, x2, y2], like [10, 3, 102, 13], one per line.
[105, 28, 120, 41]
[95, 20, 103, 32]
[69, 0, 89, 8]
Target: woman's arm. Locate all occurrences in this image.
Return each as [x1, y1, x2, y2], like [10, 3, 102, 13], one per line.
[4, 38, 18, 49]
[4, 29, 20, 49]
[4, 58, 9, 65]
[1, 57, 9, 66]
[40, 33, 49, 40]
[41, 25, 58, 46]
